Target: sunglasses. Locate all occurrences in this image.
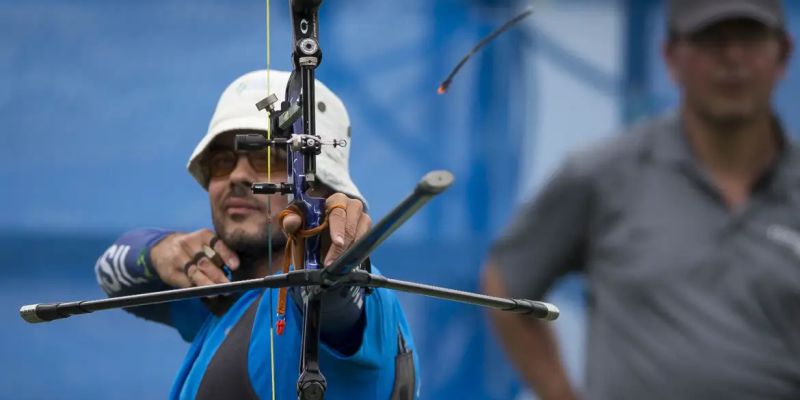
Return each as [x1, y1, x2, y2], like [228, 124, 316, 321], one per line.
[205, 148, 287, 179]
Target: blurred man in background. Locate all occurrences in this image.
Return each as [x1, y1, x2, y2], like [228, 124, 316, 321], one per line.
[94, 70, 418, 399]
[483, 0, 798, 399]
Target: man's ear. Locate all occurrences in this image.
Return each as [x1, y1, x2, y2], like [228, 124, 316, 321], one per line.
[770, 32, 794, 82]
[662, 39, 681, 85]
[778, 32, 794, 65]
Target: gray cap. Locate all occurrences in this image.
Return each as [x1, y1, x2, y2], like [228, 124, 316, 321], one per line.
[668, 0, 785, 34]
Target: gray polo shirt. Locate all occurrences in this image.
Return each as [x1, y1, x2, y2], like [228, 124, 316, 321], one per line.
[491, 112, 800, 400]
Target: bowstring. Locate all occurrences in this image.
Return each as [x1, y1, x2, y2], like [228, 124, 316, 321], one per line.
[265, 0, 276, 398]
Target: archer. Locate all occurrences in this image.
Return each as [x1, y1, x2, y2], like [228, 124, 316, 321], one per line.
[94, 69, 419, 400]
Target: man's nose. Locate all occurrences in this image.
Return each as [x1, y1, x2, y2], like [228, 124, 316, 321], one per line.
[718, 39, 750, 63]
[228, 154, 255, 184]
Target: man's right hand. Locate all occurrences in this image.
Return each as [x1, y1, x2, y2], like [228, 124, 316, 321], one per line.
[149, 229, 240, 289]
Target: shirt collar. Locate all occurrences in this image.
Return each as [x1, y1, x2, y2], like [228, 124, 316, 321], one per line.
[648, 110, 800, 193]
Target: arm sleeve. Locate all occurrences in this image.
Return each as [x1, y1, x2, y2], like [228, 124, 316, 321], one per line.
[94, 228, 209, 341]
[289, 274, 366, 355]
[318, 285, 366, 353]
[488, 156, 593, 299]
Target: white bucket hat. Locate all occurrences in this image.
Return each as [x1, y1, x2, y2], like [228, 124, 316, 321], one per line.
[187, 69, 366, 207]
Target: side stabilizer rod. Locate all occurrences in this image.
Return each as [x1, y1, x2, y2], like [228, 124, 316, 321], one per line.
[20, 269, 558, 323]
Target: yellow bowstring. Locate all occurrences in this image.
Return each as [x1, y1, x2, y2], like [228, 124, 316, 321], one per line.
[265, 1, 276, 399]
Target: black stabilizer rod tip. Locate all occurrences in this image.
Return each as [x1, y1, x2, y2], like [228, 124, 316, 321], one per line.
[19, 303, 75, 323]
[539, 302, 560, 321]
[516, 300, 559, 321]
[418, 170, 454, 195]
[20, 304, 47, 323]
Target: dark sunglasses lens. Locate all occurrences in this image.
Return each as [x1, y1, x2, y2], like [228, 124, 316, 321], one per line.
[208, 151, 237, 178]
[248, 151, 269, 172]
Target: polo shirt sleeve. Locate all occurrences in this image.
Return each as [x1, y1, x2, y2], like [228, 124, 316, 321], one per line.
[489, 155, 593, 299]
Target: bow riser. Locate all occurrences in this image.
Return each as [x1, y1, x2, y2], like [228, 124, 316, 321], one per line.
[288, 2, 326, 399]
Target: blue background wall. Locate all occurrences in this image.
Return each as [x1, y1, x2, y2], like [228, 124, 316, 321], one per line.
[2, 0, 798, 399]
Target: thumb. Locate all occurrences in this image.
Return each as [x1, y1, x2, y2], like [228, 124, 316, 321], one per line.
[282, 213, 302, 235]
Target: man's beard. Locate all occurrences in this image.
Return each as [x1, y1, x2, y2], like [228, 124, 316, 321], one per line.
[212, 183, 288, 272]
[697, 68, 766, 130]
[213, 217, 288, 272]
[689, 93, 764, 134]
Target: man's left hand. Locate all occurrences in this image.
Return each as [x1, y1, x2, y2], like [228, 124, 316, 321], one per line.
[281, 193, 371, 267]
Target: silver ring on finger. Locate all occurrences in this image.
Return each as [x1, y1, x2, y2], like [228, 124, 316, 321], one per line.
[202, 245, 225, 268]
[184, 251, 206, 274]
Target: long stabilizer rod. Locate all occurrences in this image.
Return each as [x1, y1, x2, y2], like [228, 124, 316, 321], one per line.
[322, 170, 453, 280]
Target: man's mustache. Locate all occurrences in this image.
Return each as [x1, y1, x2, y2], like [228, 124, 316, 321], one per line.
[713, 67, 751, 83]
[225, 182, 266, 211]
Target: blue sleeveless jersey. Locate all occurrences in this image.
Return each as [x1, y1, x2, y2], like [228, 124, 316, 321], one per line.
[170, 283, 419, 399]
